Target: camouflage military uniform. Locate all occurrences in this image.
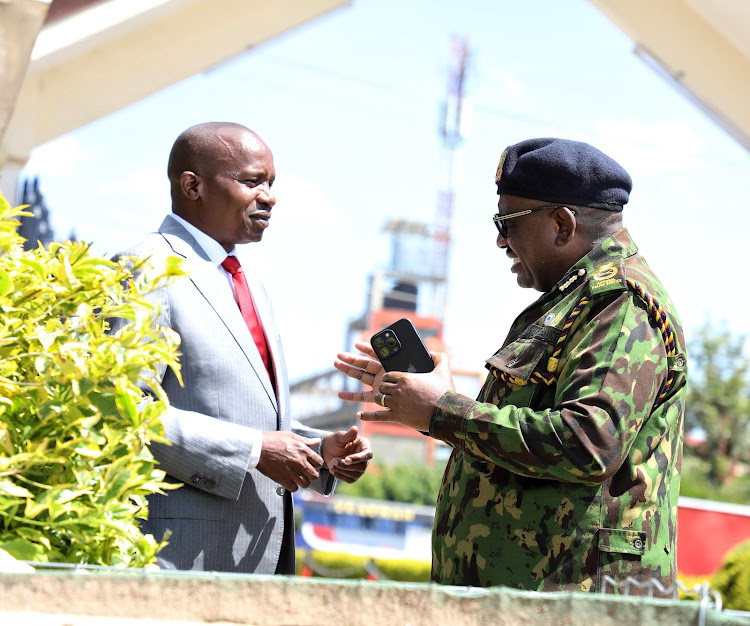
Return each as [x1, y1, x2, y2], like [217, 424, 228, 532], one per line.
[429, 228, 687, 593]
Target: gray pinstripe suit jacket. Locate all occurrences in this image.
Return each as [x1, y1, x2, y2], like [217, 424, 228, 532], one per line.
[111, 215, 330, 574]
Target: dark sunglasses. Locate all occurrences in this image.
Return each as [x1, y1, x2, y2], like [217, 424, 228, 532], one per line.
[492, 204, 567, 238]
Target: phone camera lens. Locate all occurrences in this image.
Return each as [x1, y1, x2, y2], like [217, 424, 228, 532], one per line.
[379, 347, 389, 358]
[373, 337, 384, 347]
[386, 337, 397, 346]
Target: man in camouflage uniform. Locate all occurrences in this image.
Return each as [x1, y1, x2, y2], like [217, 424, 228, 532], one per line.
[335, 138, 687, 594]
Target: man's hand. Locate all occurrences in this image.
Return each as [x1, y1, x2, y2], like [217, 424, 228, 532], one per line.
[256, 431, 323, 492]
[335, 342, 456, 432]
[334, 341, 387, 404]
[321, 425, 373, 483]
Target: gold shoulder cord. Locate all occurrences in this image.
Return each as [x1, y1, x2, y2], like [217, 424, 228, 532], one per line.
[493, 280, 678, 404]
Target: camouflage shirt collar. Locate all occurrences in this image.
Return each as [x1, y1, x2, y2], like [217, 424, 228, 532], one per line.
[554, 227, 638, 294]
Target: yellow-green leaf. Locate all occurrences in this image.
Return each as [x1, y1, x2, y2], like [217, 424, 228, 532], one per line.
[0, 269, 12, 296]
[0, 479, 33, 498]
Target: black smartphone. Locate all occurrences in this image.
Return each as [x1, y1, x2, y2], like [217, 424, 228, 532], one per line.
[370, 318, 434, 373]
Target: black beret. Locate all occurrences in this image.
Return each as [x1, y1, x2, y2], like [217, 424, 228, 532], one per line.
[495, 138, 632, 211]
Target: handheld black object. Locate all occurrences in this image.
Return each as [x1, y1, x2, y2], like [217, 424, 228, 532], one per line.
[370, 318, 434, 373]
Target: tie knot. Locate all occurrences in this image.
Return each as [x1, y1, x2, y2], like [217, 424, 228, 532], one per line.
[221, 255, 242, 275]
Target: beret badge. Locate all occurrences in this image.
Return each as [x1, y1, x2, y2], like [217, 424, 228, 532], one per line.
[495, 149, 507, 184]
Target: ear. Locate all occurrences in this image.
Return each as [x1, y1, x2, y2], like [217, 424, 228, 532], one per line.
[553, 206, 576, 246]
[180, 171, 201, 200]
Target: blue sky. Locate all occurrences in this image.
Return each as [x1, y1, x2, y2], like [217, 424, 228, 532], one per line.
[22, 0, 750, 390]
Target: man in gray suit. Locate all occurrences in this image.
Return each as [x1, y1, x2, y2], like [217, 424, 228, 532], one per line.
[111, 122, 372, 574]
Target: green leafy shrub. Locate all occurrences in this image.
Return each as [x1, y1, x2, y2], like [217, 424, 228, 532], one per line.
[712, 539, 750, 611]
[295, 549, 430, 582]
[677, 573, 713, 601]
[372, 556, 430, 582]
[0, 194, 183, 567]
[678, 455, 716, 500]
[680, 454, 750, 505]
[296, 549, 368, 578]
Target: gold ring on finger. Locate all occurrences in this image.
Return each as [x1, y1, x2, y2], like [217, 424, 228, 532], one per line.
[380, 393, 387, 408]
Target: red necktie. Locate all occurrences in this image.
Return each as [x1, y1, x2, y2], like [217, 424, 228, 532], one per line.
[221, 255, 275, 390]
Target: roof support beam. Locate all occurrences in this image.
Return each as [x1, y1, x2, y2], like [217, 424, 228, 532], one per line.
[588, 0, 750, 151]
[1, 0, 350, 201]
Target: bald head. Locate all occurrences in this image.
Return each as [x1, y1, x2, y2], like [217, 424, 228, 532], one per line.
[168, 122, 260, 186]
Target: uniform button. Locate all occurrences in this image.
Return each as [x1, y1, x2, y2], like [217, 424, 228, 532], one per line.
[633, 538, 644, 550]
[276, 486, 285, 496]
[676, 355, 686, 368]
[190, 475, 201, 484]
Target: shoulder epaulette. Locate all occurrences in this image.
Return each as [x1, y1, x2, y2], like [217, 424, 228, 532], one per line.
[588, 261, 627, 296]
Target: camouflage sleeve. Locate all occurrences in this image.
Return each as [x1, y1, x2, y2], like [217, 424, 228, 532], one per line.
[429, 292, 667, 483]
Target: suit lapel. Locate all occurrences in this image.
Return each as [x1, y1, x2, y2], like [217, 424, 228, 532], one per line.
[247, 275, 288, 431]
[157, 217, 279, 411]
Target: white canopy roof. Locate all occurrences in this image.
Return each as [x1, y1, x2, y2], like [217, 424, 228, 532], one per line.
[588, 0, 750, 151]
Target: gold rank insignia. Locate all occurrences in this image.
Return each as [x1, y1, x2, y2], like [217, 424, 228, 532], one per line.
[590, 261, 625, 293]
[593, 262, 617, 280]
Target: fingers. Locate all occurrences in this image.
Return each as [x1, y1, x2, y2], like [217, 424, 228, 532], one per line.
[329, 450, 372, 483]
[334, 426, 358, 444]
[334, 346, 382, 385]
[351, 392, 390, 409]
[356, 408, 391, 422]
[380, 371, 407, 386]
[337, 448, 373, 466]
[353, 341, 377, 358]
[303, 437, 323, 466]
[279, 475, 309, 492]
[324, 428, 373, 483]
[338, 389, 376, 403]
[334, 356, 381, 386]
[257, 432, 324, 489]
[330, 464, 367, 483]
[336, 352, 381, 374]
[377, 383, 398, 404]
[277, 465, 317, 492]
[329, 439, 373, 466]
[342, 390, 389, 407]
[333, 359, 371, 384]
[431, 351, 449, 367]
[286, 458, 321, 486]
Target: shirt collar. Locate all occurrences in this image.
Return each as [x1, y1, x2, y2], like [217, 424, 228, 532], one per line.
[169, 213, 237, 266]
[583, 227, 638, 268]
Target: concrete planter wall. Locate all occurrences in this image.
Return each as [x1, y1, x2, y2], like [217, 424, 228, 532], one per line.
[0, 570, 743, 625]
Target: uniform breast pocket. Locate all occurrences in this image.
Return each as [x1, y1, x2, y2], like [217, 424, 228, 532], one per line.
[486, 326, 557, 385]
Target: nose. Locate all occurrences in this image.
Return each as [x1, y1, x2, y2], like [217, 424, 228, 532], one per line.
[258, 184, 276, 207]
[496, 232, 508, 249]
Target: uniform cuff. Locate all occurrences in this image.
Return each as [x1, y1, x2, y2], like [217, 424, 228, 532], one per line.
[429, 391, 479, 451]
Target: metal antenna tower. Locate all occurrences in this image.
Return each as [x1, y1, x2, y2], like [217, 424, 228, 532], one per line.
[292, 38, 474, 449]
[433, 36, 470, 319]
